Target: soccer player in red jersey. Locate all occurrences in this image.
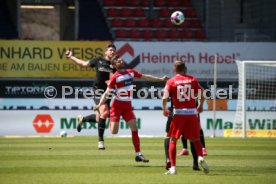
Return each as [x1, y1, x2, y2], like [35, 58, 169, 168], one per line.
[94, 55, 168, 162]
[162, 60, 209, 175]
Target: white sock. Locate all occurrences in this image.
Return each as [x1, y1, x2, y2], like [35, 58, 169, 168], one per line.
[170, 166, 176, 170]
[136, 152, 141, 156]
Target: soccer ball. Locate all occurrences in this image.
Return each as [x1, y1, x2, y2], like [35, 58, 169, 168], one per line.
[170, 11, 185, 25]
[60, 130, 67, 138]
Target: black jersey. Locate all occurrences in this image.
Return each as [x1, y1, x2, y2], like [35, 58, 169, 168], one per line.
[89, 57, 115, 90]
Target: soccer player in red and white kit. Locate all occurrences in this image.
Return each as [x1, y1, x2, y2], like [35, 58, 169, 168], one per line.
[162, 60, 209, 175]
[94, 55, 168, 162]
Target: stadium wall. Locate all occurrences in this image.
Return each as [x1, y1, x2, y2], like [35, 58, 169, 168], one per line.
[1, 110, 275, 137]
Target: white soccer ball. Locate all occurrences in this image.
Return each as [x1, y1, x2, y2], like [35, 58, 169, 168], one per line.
[60, 130, 67, 138]
[170, 11, 185, 25]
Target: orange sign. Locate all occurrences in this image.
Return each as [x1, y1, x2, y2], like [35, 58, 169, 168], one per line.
[33, 114, 54, 133]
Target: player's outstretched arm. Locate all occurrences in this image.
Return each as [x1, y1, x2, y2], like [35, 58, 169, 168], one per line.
[141, 74, 169, 82]
[93, 88, 112, 111]
[65, 50, 90, 67]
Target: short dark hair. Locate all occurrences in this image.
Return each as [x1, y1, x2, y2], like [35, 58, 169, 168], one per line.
[174, 60, 187, 73]
[106, 44, 116, 51]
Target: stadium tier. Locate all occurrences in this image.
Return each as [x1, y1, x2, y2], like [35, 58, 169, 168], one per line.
[101, 0, 206, 41]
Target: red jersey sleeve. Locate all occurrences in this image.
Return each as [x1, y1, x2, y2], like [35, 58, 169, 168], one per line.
[107, 75, 116, 89]
[128, 69, 142, 78]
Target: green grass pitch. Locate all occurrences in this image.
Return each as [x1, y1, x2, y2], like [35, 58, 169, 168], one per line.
[0, 137, 276, 184]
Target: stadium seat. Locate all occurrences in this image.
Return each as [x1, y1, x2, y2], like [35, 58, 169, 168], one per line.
[152, 19, 163, 28]
[128, 1, 140, 6]
[181, 29, 193, 39]
[168, 0, 181, 7]
[137, 19, 150, 28]
[142, 30, 154, 39]
[179, 19, 191, 28]
[168, 29, 180, 39]
[129, 30, 141, 39]
[134, 9, 145, 17]
[164, 19, 176, 28]
[154, 0, 167, 7]
[115, 30, 129, 38]
[140, 0, 149, 6]
[195, 30, 207, 39]
[156, 29, 167, 39]
[111, 19, 123, 27]
[115, 0, 126, 6]
[125, 19, 136, 27]
[159, 9, 171, 17]
[185, 9, 197, 17]
[183, 0, 193, 7]
[121, 8, 133, 17]
[107, 8, 120, 17]
[103, 0, 115, 6]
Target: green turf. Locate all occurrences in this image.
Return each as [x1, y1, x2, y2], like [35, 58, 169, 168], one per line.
[0, 137, 276, 184]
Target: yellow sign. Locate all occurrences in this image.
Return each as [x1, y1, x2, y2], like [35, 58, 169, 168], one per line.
[224, 129, 276, 138]
[0, 40, 110, 78]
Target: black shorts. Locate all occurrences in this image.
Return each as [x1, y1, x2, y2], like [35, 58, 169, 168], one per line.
[92, 87, 111, 108]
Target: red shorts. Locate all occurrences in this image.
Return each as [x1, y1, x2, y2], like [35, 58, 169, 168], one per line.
[110, 100, 136, 122]
[168, 115, 200, 140]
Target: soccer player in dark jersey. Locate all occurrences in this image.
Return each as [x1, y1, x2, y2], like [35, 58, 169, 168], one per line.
[162, 60, 209, 175]
[94, 55, 168, 162]
[65, 44, 116, 150]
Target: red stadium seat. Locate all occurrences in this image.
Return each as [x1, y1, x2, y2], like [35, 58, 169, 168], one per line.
[168, 0, 181, 7]
[164, 19, 176, 28]
[155, 29, 167, 39]
[140, 0, 149, 6]
[152, 19, 163, 28]
[121, 8, 133, 17]
[195, 30, 207, 39]
[134, 9, 145, 17]
[111, 19, 123, 27]
[181, 29, 193, 39]
[107, 8, 120, 17]
[129, 30, 141, 38]
[125, 19, 136, 27]
[128, 1, 140, 6]
[103, 0, 115, 6]
[142, 30, 154, 39]
[154, 0, 167, 7]
[168, 29, 180, 39]
[115, 30, 129, 38]
[137, 19, 150, 28]
[185, 9, 197, 17]
[115, 0, 126, 6]
[183, 0, 192, 7]
[159, 9, 171, 17]
[179, 19, 191, 28]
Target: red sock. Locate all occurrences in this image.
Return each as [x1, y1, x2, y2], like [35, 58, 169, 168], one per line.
[193, 140, 203, 157]
[169, 141, 176, 166]
[131, 130, 140, 152]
